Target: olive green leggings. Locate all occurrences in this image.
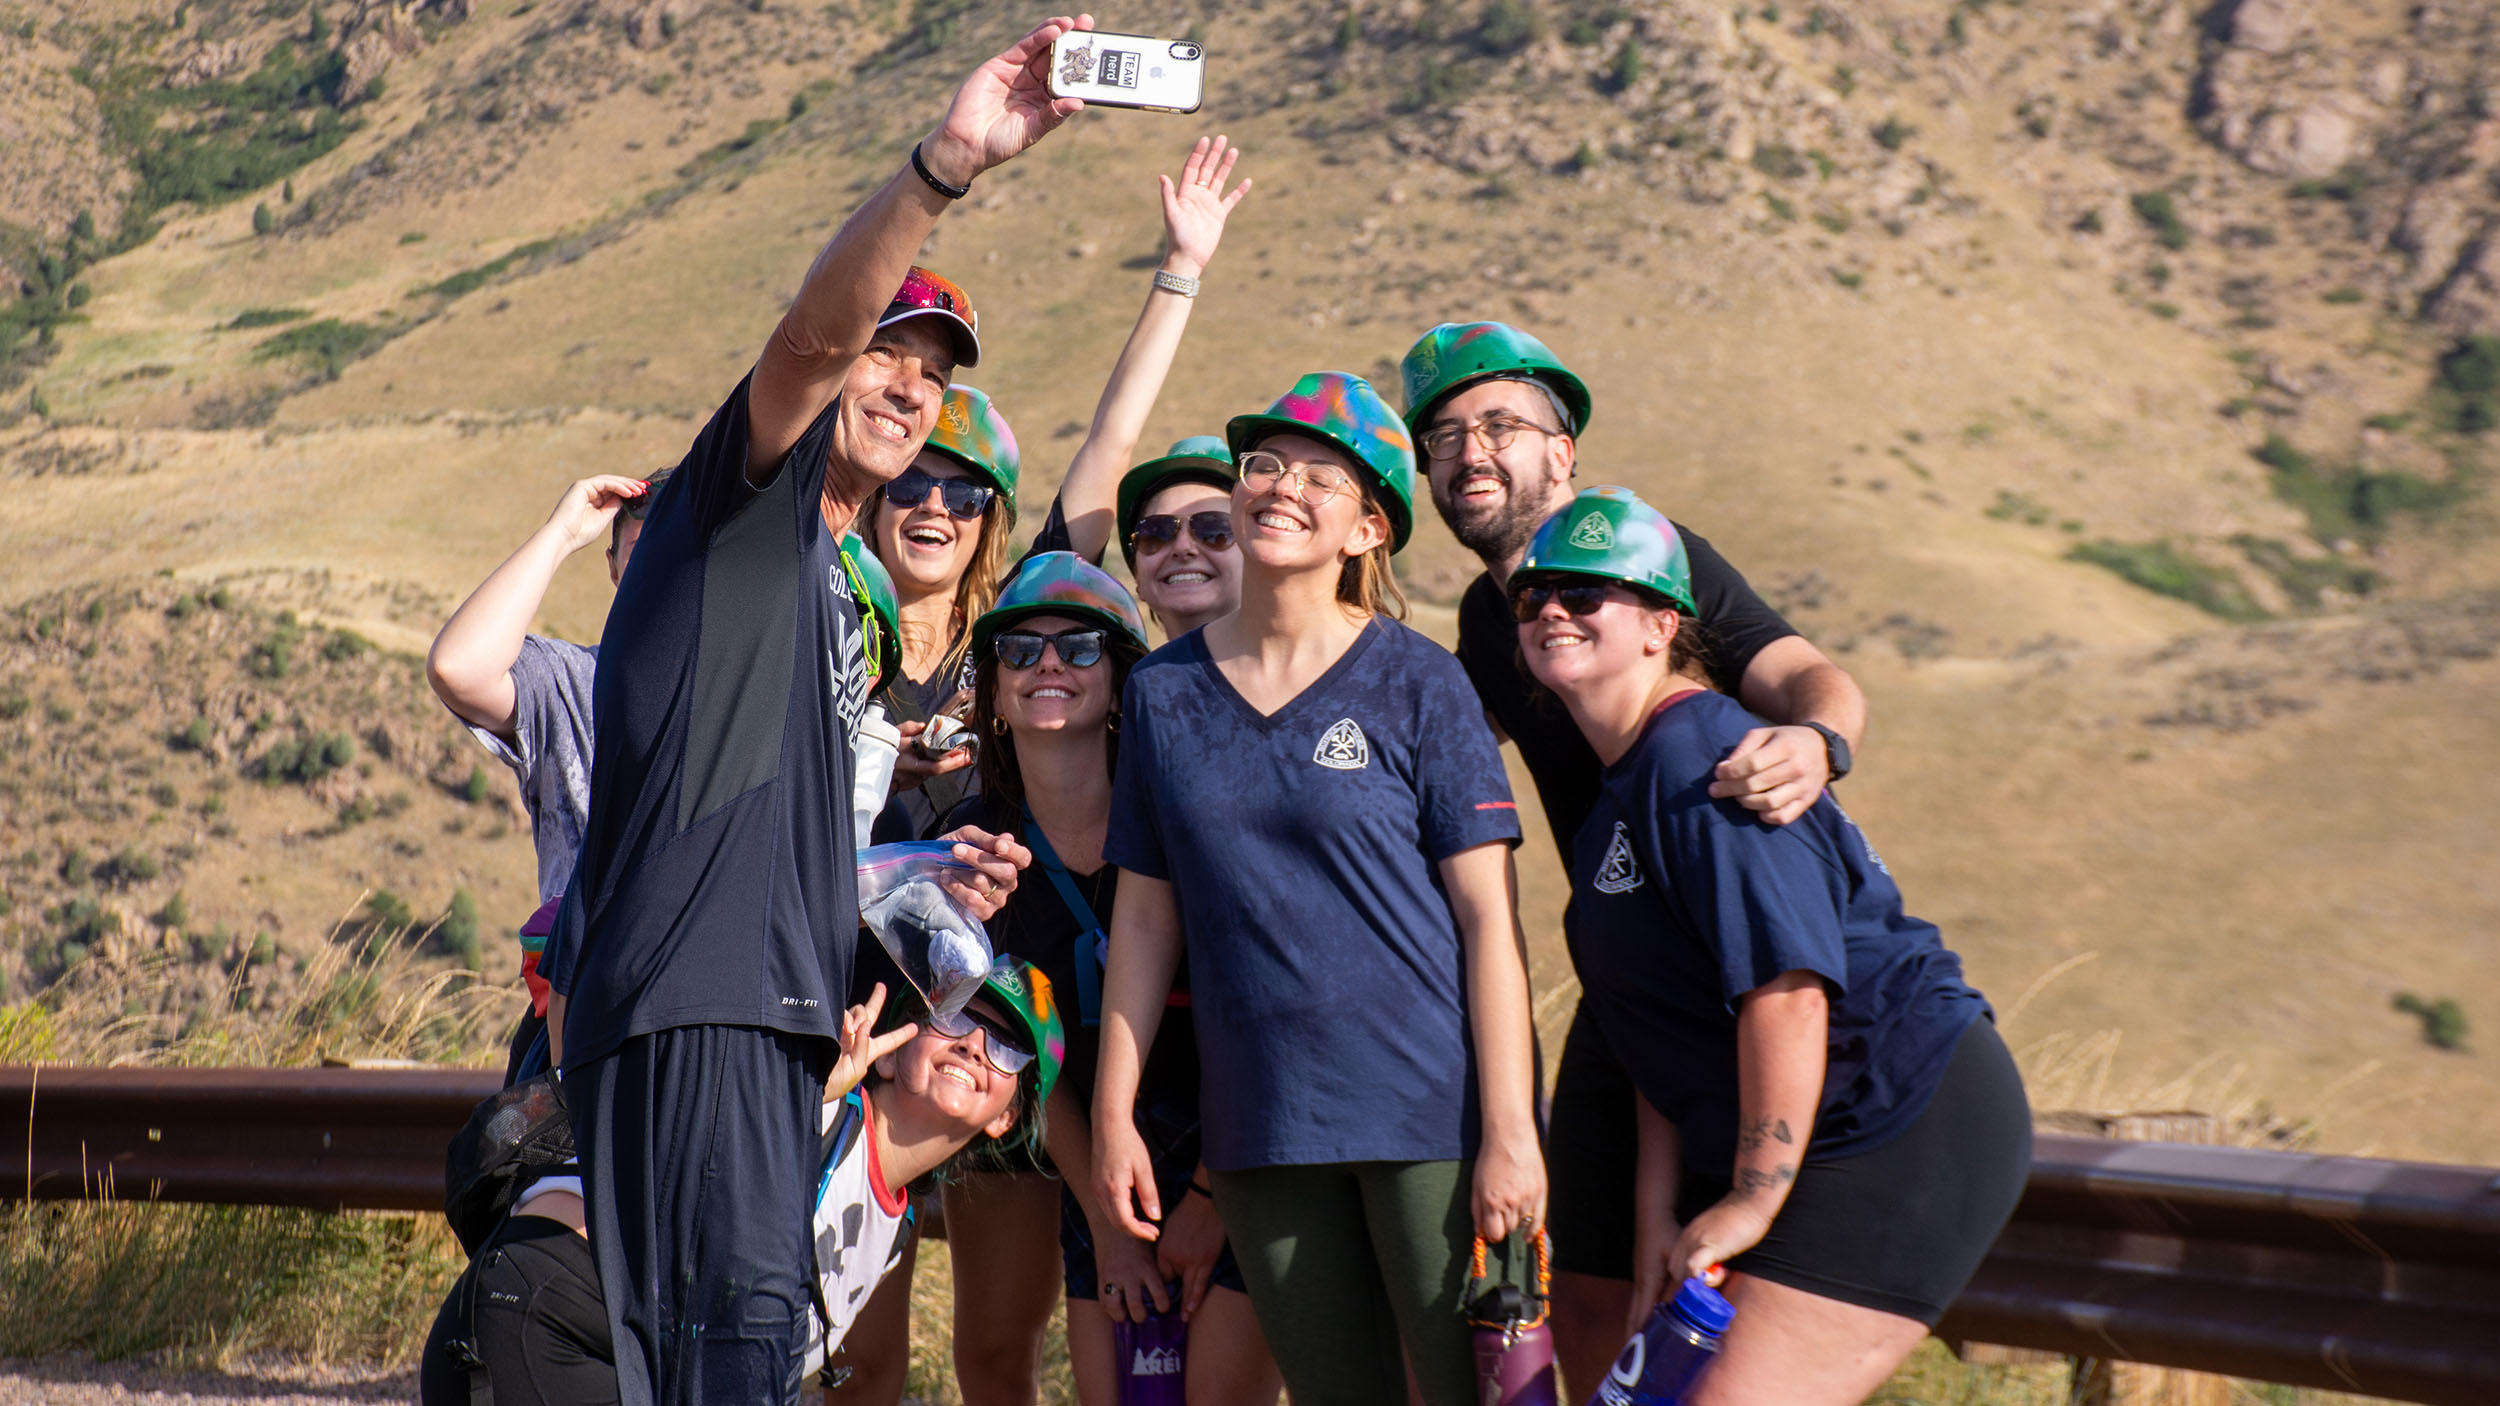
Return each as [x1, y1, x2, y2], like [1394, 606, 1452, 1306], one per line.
[1208, 1159, 1478, 1406]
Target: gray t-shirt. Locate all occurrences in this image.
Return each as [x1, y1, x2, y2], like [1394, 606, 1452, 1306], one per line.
[461, 634, 599, 903]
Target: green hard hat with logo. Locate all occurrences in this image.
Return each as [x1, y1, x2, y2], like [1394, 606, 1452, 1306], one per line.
[971, 550, 1150, 661]
[1116, 435, 1237, 566]
[1514, 485, 1695, 614]
[925, 383, 1021, 524]
[1225, 371, 1420, 552]
[981, 956, 1066, 1135]
[838, 534, 903, 694]
[1398, 322, 1593, 439]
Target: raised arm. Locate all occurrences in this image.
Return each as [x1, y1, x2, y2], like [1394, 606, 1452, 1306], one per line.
[1443, 842, 1546, 1244]
[1052, 136, 1251, 561]
[426, 474, 648, 742]
[1093, 869, 1186, 1241]
[746, 15, 1092, 479]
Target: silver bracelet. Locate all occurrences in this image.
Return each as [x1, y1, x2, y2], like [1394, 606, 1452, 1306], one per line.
[1151, 268, 1200, 298]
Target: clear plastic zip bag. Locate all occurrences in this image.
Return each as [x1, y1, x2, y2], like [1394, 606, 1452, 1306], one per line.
[856, 842, 995, 1023]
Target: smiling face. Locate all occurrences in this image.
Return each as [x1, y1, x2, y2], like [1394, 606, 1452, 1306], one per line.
[1517, 579, 1678, 701]
[871, 452, 990, 598]
[831, 319, 956, 487]
[878, 994, 1024, 1143]
[1235, 432, 1389, 580]
[1132, 481, 1241, 630]
[992, 611, 1116, 738]
[1422, 378, 1576, 565]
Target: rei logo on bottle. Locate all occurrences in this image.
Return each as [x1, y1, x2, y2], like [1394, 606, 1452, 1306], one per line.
[1130, 1345, 1182, 1377]
[1313, 717, 1370, 771]
[1593, 821, 1643, 894]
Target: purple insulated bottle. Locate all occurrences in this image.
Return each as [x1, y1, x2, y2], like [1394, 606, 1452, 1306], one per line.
[1584, 1278, 1734, 1406]
[1468, 1231, 1560, 1406]
[1113, 1286, 1188, 1406]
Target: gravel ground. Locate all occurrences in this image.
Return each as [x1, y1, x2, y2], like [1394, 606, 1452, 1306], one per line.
[0, 1355, 415, 1404]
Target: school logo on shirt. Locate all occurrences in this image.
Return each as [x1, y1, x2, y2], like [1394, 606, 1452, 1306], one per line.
[1567, 510, 1615, 551]
[1831, 800, 1891, 876]
[1593, 821, 1643, 894]
[1313, 717, 1370, 771]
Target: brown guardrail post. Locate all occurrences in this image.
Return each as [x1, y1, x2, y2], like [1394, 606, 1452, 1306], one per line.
[2063, 1113, 2233, 1406]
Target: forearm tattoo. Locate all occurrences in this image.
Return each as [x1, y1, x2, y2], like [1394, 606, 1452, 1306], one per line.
[1736, 1117, 1794, 1155]
[1733, 1164, 1797, 1196]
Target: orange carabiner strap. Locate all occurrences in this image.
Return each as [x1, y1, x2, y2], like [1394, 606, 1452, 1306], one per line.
[1463, 1227, 1553, 1331]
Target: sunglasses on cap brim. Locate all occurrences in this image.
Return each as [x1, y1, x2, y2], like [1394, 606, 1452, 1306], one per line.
[926, 1003, 1034, 1076]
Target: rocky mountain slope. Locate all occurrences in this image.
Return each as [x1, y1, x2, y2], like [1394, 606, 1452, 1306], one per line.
[1, 0, 2494, 1160]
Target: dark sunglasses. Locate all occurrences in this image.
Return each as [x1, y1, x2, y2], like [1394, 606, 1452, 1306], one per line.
[882, 467, 995, 520]
[1509, 581, 1618, 623]
[926, 1003, 1033, 1075]
[993, 627, 1107, 670]
[1130, 511, 1235, 553]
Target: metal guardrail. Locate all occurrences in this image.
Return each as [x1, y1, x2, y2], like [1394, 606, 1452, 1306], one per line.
[10, 1068, 2500, 1403]
[7, 1064, 499, 1212]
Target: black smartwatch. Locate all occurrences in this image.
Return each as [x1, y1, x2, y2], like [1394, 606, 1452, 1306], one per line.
[1803, 721, 1852, 783]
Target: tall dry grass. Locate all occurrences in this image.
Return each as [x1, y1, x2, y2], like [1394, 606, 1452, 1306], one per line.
[2, 909, 518, 1368]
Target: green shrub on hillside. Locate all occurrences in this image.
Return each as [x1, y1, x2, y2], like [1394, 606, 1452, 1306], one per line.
[2131, 190, 2190, 249]
[260, 731, 354, 785]
[92, 39, 364, 227]
[251, 318, 391, 380]
[2066, 539, 2266, 621]
[1478, 0, 1539, 55]
[226, 306, 309, 329]
[2394, 992, 2468, 1051]
[2251, 435, 2469, 543]
[2436, 336, 2500, 433]
[410, 239, 556, 301]
[438, 887, 482, 970]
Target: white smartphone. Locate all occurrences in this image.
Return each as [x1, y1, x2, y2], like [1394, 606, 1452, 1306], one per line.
[1046, 31, 1206, 113]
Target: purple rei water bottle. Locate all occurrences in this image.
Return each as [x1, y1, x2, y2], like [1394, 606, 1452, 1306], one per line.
[1113, 1285, 1188, 1406]
[1584, 1278, 1735, 1406]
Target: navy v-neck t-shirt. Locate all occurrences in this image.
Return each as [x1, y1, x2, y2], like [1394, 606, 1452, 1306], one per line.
[1568, 689, 1987, 1176]
[544, 377, 872, 1066]
[1104, 617, 1523, 1170]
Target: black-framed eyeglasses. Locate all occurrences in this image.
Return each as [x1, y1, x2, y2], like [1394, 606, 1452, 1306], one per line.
[1420, 414, 1559, 464]
[1237, 450, 1355, 508]
[882, 467, 995, 520]
[993, 627, 1108, 670]
[1509, 581, 1619, 623]
[1130, 511, 1235, 554]
[927, 1003, 1034, 1075]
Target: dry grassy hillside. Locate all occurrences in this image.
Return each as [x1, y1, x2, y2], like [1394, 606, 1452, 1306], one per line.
[2, 0, 2495, 1162]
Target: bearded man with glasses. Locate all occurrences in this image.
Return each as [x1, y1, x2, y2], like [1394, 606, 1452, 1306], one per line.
[1397, 320, 1870, 1401]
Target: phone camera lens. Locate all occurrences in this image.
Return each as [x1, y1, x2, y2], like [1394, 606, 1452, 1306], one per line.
[1171, 41, 1200, 59]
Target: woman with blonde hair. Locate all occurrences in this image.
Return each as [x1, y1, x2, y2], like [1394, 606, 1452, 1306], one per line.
[1092, 372, 1546, 1406]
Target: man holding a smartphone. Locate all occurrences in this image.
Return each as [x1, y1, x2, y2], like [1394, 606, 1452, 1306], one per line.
[543, 17, 1100, 1405]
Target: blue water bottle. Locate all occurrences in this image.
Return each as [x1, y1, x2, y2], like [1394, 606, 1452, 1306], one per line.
[1584, 1278, 1734, 1405]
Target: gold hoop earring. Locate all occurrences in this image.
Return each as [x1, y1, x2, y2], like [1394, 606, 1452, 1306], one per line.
[1107, 713, 1120, 734]
[990, 714, 1009, 736]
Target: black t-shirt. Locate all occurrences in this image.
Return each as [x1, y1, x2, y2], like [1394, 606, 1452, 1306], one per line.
[872, 499, 1083, 845]
[1454, 520, 1799, 863]
[544, 377, 874, 1066]
[943, 790, 1199, 1115]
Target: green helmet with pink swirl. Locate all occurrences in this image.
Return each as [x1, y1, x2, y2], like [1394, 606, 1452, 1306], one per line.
[1514, 485, 1695, 614]
[1224, 371, 1419, 551]
[970, 551, 1149, 660]
[925, 383, 1021, 523]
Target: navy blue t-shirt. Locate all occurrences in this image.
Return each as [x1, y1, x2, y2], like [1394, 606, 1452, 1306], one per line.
[1104, 618, 1523, 1170]
[1568, 689, 1987, 1176]
[544, 377, 873, 1066]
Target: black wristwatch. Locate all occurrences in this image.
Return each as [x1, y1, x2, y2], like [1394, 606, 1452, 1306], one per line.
[1803, 721, 1852, 783]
